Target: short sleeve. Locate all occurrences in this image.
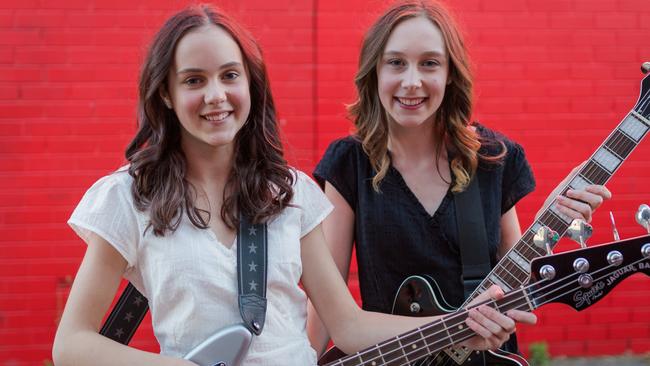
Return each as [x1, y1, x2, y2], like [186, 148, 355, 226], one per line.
[313, 137, 359, 209]
[501, 141, 536, 213]
[293, 170, 333, 237]
[67, 170, 142, 269]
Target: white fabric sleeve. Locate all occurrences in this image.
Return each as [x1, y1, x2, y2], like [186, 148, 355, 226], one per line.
[294, 170, 333, 238]
[67, 171, 142, 269]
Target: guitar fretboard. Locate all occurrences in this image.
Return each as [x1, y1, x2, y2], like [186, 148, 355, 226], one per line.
[468, 108, 649, 306]
[323, 287, 532, 366]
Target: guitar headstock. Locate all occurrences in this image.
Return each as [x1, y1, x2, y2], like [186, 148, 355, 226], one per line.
[635, 62, 650, 119]
[528, 235, 650, 311]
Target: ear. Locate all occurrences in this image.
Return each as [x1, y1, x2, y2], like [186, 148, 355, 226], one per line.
[159, 86, 173, 109]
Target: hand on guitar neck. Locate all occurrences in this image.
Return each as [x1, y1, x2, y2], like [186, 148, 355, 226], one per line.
[537, 162, 612, 223]
[461, 286, 537, 352]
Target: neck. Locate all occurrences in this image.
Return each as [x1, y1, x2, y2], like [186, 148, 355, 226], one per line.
[388, 120, 442, 164]
[181, 138, 233, 189]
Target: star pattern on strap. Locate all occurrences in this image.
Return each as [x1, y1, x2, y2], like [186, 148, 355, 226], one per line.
[248, 261, 257, 272]
[249, 280, 258, 292]
[248, 242, 257, 254]
[248, 226, 257, 236]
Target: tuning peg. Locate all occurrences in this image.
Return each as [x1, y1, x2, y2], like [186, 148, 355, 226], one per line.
[635, 204, 650, 234]
[534, 226, 559, 255]
[609, 211, 620, 241]
[642, 62, 650, 74]
[565, 219, 592, 249]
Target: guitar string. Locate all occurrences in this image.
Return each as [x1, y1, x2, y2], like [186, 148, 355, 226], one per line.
[328, 252, 648, 366]
[385, 255, 647, 366]
[391, 93, 650, 366]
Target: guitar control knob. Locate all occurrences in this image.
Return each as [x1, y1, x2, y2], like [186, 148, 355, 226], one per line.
[409, 302, 421, 313]
[578, 274, 593, 288]
[607, 251, 623, 266]
[642, 243, 650, 258]
[573, 258, 589, 273]
[540, 265, 556, 280]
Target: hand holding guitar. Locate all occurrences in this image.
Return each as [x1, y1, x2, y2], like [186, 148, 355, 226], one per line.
[538, 163, 612, 223]
[461, 285, 537, 352]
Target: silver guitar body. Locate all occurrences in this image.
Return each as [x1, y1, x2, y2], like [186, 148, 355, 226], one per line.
[183, 323, 253, 366]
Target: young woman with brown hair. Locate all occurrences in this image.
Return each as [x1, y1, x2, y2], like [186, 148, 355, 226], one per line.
[308, 0, 611, 361]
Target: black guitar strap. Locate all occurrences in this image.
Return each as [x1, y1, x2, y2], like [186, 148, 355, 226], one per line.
[99, 217, 268, 343]
[454, 175, 491, 299]
[236, 215, 268, 335]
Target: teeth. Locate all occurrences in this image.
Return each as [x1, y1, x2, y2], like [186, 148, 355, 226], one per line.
[397, 98, 424, 106]
[203, 112, 230, 121]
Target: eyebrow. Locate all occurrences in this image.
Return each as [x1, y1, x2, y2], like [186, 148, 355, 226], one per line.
[383, 50, 446, 58]
[177, 61, 244, 74]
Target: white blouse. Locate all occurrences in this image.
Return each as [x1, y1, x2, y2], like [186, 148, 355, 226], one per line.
[68, 167, 333, 365]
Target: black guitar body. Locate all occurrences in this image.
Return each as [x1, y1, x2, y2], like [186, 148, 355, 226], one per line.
[391, 275, 529, 366]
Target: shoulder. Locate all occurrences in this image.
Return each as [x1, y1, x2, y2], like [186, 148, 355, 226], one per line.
[84, 166, 134, 201]
[474, 122, 525, 160]
[321, 135, 364, 160]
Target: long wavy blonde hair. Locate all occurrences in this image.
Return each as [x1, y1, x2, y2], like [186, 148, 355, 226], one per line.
[349, 0, 504, 192]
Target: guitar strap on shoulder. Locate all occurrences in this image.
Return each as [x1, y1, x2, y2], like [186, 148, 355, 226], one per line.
[99, 216, 268, 343]
[237, 215, 268, 335]
[454, 175, 492, 299]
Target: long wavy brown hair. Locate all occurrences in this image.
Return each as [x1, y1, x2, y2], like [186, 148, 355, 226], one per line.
[126, 4, 293, 236]
[349, 0, 504, 192]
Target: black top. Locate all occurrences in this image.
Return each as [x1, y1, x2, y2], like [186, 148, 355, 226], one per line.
[313, 123, 536, 312]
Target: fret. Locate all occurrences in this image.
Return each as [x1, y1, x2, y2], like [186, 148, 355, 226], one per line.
[423, 322, 457, 354]
[620, 113, 649, 141]
[497, 257, 529, 285]
[358, 346, 382, 365]
[592, 148, 622, 172]
[581, 160, 610, 185]
[331, 354, 360, 366]
[375, 335, 403, 365]
[605, 129, 636, 159]
[488, 273, 511, 292]
[631, 110, 650, 126]
[439, 316, 456, 347]
[399, 330, 431, 363]
[517, 233, 547, 259]
[494, 288, 527, 312]
[521, 285, 535, 311]
[569, 174, 591, 191]
[520, 230, 535, 246]
[549, 201, 573, 224]
[507, 248, 531, 273]
[537, 211, 570, 236]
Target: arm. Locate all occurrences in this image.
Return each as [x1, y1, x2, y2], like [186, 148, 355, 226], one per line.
[306, 182, 355, 355]
[52, 232, 194, 366]
[300, 223, 536, 355]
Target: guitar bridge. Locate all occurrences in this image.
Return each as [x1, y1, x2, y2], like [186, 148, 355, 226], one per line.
[443, 345, 471, 364]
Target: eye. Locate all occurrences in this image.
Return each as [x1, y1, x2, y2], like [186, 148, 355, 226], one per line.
[222, 71, 240, 81]
[183, 76, 203, 86]
[422, 60, 440, 67]
[387, 58, 405, 67]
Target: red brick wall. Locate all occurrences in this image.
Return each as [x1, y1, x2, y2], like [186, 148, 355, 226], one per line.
[1, 0, 649, 364]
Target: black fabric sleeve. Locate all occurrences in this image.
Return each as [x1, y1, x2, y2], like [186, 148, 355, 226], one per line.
[313, 137, 359, 211]
[501, 140, 536, 214]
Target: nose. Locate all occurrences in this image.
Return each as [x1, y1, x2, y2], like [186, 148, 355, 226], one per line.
[401, 67, 422, 89]
[204, 80, 227, 105]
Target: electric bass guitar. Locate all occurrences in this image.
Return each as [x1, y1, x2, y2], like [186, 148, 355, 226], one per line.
[318, 234, 650, 366]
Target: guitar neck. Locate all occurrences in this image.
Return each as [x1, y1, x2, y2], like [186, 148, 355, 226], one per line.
[324, 287, 533, 366]
[464, 109, 650, 306]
